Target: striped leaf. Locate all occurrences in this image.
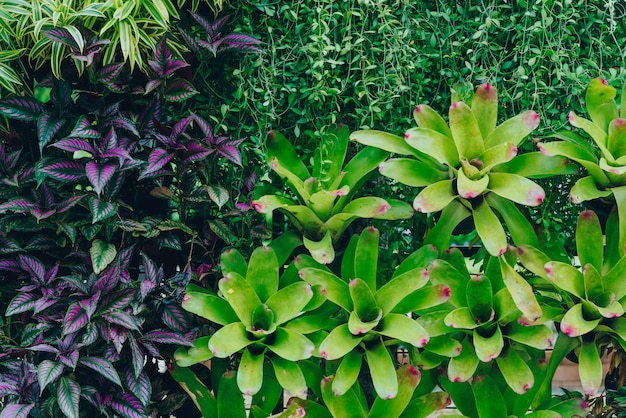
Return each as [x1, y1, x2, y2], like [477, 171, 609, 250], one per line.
[142, 329, 191, 346]
[90, 240, 117, 275]
[101, 309, 140, 331]
[79, 357, 122, 387]
[39, 160, 86, 182]
[89, 197, 118, 223]
[86, 161, 116, 196]
[165, 79, 198, 102]
[37, 114, 65, 153]
[5, 292, 38, 315]
[0, 404, 34, 418]
[124, 370, 152, 407]
[57, 377, 80, 418]
[0, 97, 45, 121]
[62, 303, 89, 335]
[110, 393, 145, 418]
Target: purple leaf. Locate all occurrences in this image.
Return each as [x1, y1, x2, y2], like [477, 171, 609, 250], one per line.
[139, 280, 156, 301]
[101, 309, 140, 331]
[86, 162, 116, 196]
[18, 254, 47, 284]
[0, 97, 46, 121]
[161, 303, 192, 332]
[0, 379, 20, 397]
[215, 144, 243, 165]
[183, 142, 212, 163]
[68, 116, 99, 139]
[39, 160, 87, 182]
[124, 369, 152, 407]
[80, 323, 98, 346]
[142, 148, 173, 177]
[128, 334, 144, 378]
[37, 114, 65, 153]
[56, 195, 84, 214]
[140, 340, 160, 357]
[220, 33, 262, 54]
[80, 292, 100, 317]
[141, 330, 192, 346]
[57, 377, 80, 418]
[89, 197, 119, 223]
[164, 79, 198, 102]
[0, 403, 34, 418]
[79, 357, 122, 387]
[179, 29, 201, 55]
[97, 288, 135, 312]
[95, 263, 122, 294]
[110, 393, 145, 418]
[31, 208, 55, 221]
[191, 113, 212, 138]
[0, 259, 22, 272]
[59, 351, 79, 369]
[35, 183, 54, 208]
[5, 292, 38, 315]
[97, 63, 125, 84]
[144, 79, 162, 95]
[62, 303, 89, 335]
[189, 11, 214, 34]
[0, 238, 22, 254]
[105, 117, 139, 137]
[44, 28, 79, 49]
[0, 198, 36, 213]
[52, 138, 95, 153]
[37, 360, 65, 395]
[27, 344, 60, 355]
[171, 116, 193, 140]
[141, 254, 162, 284]
[33, 296, 57, 314]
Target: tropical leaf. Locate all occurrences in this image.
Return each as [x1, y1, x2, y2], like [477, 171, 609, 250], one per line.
[79, 357, 122, 387]
[89, 197, 119, 223]
[5, 292, 38, 315]
[57, 377, 80, 418]
[124, 370, 152, 407]
[0, 97, 45, 121]
[90, 240, 117, 275]
[110, 393, 145, 418]
[101, 309, 140, 331]
[86, 161, 116, 196]
[0, 404, 35, 418]
[206, 185, 229, 208]
[63, 303, 89, 335]
[37, 114, 65, 153]
[165, 79, 198, 102]
[142, 329, 192, 346]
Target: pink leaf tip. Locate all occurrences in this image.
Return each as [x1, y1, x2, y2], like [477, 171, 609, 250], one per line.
[320, 351, 328, 359]
[376, 202, 391, 215]
[420, 337, 430, 347]
[408, 365, 419, 375]
[568, 111, 576, 123]
[527, 188, 545, 206]
[414, 105, 422, 113]
[349, 279, 358, 287]
[601, 78, 608, 85]
[450, 101, 462, 110]
[523, 111, 540, 129]
[441, 286, 451, 298]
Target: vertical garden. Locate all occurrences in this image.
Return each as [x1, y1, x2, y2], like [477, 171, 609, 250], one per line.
[2, 0, 626, 417]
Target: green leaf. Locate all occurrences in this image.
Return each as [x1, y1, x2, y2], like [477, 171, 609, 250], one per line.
[471, 375, 507, 418]
[447, 337, 479, 382]
[298, 268, 352, 311]
[544, 261, 585, 298]
[473, 325, 504, 362]
[607, 118, 626, 158]
[488, 172, 545, 206]
[428, 259, 470, 308]
[90, 239, 117, 275]
[487, 194, 540, 248]
[321, 375, 367, 418]
[217, 370, 247, 418]
[79, 357, 122, 387]
[350, 129, 418, 157]
[237, 348, 265, 396]
[495, 346, 534, 394]
[424, 200, 471, 252]
[375, 267, 429, 315]
[209, 323, 253, 357]
[471, 83, 498, 138]
[174, 336, 214, 367]
[466, 275, 493, 324]
[399, 392, 452, 418]
[474, 199, 507, 256]
[404, 127, 458, 167]
[267, 327, 314, 361]
[266, 282, 313, 325]
[413, 179, 456, 213]
[246, 246, 279, 302]
[449, 100, 484, 158]
[89, 197, 118, 223]
[586, 77, 618, 131]
[579, 340, 603, 395]
[336, 146, 390, 210]
[266, 130, 310, 181]
[378, 313, 430, 348]
[422, 335, 462, 357]
[269, 355, 307, 398]
[560, 304, 600, 337]
[182, 290, 238, 325]
[168, 364, 216, 417]
[365, 338, 397, 399]
[369, 365, 421, 418]
[393, 284, 451, 313]
[218, 272, 262, 328]
[319, 324, 363, 360]
[303, 231, 335, 265]
[220, 248, 247, 278]
[484, 110, 540, 149]
[457, 168, 489, 199]
[500, 259, 542, 322]
[378, 158, 448, 187]
[413, 104, 453, 137]
[354, 227, 379, 290]
[569, 112, 611, 157]
[505, 322, 555, 350]
[38, 360, 64, 395]
[57, 377, 80, 418]
[332, 349, 363, 396]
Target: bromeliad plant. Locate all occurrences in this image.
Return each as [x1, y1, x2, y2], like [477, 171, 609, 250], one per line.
[253, 125, 414, 264]
[538, 78, 626, 261]
[351, 83, 575, 256]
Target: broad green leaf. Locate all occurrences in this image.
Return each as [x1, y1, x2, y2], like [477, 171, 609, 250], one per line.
[424, 200, 471, 252]
[473, 325, 504, 362]
[449, 100, 484, 158]
[369, 365, 421, 418]
[90, 239, 117, 275]
[473, 199, 507, 256]
[168, 364, 216, 417]
[488, 172, 545, 206]
[484, 110, 540, 149]
[376, 268, 429, 315]
[612, 185, 626, 258]
[303, 231, 335, 265]
[378, 313, 430, 348]
[393, 284, 451, 313]
[496, 151, 580, 178]
[607, 118, 626, 158]
[457, 168, 489, 199]
[220, 248, 247, 278]
[174, 336, 213, 367]
[471, 83, 498, 138]
[354, 227, 379, 290]
[209, 323, 253, 357]
[471, 375, 507, 418]
[378, 158, 448, 187]
[266, 130, 310, 180]
[218, 272, 262, 328]
[516, 244, 551, 279]
[466, 275, 493, 324]
[444, 307, 479, 329]
[182, 290, 238, 325]
[332, 349, 363, 396]
[569, 112, 611, 158]
[447, 337, 479, 382]
[423, 335, 462, 358]
[404, 127, 458, 166]
[506, 322, 555, 350]
[269, 355, 307, 398]
[495, 346, 534, 394]
[428, 259, 470, 307]
[321, 375, 367, 418]
[478, 142, 518, 173]
[336, 146, 390, 210]
[544, 261, 585, 297]
[579, 340, 603, 395]
[237, 348, 265, 396]
[560, 304, 600, 337]
[217, 371, 246, 418]
[348, 309, 380, 336]
[398, 392, 452, 418]
[603, 255, 626, 299]
[413, 179, 456, 213]
[319, 324, 362, 360]
[438, 374, 477, 417]
[38, 360, 64, 395]
[365, 338, 397, 399]
[266, 282, 313, 325]
[267, 327, 314, 361]
[586, 77, 618, 131]
[298, 267, 352, 311]
[416, 311, 455, 337]
[500, 260, 542, 322]
[413, 104, 453, 137]
[350, 129, 417, 156]
[58, 377, 80, 418]
[246, 246, 279, 302]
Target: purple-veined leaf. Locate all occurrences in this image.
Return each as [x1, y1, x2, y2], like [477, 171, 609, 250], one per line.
[191, 113, 212, 137]
[156, 233, 181, 251]
[189, 11, 214, 34]
[183, 142, 212, 163]
[220, 33, 262, 54]
[44, 263, 59, 284]
[124, 369, 152, 407]
[35, 183, 54, 208]
[215, 143, 243, 165]
[161, 303, 192, 332]
[5, 292, 38, 315]
[104, 344, 121, 362]
[141, 329, 192, 346]
[19, 254, 46, 284]
[79, 357, 122, 387]
[62, 275, 89, 294]
[0, 377, 20, 397]
[62, 303, 89, 335]
[97, 289, 136, 315]
[206, 185, 229, 208]
[0, 97, 45, 121]
[39, 160, 87, 182]
[0, 259, 23, 272]
[0, 198, 36, 213]
[52, 138, 95, 153]
[152, 37, 171, 75]
[30, 208, 55, 221]
[128, 334, 145, 378]
[95, 261, 122, 294]
[163, 58, 189, 77]
[33, 295, 57, 314]
[164, 79, 198, 102]
[179, 29, 201, 54]
[140, 340, 160, 357]
[80, 223, 102, 240]
[141, 148, 173, 178]
[80, 323, 98, 346]
[57, 377, 80, 418]
[86, 162, 116, 196]
[157, 219, 194, 235]
[27, 344, 60, 355]
[145, 79, 162, 95]
[51, 79, 71, 110]
[105, 117, 139, 137]
[110, 393, 145, 418]
[140, 279, 156, 301]
[59, 351, 79, 369]
[101, 309, 140, 331]
[80, 292, 100, 318]
[141, 253, 162, 284]
[0, 403, 34, 418]
[68, 116, 99, 138]
[104, 169, 126, 196]
[0, 237, 22, 254]
[110, 325, 129, 353]
[37, 114, 65, 153]
[90, 239, 117, 274]
[37, 360, 65, 395]
[56, 195, 84, 214]
[97, 63, 125, 84]
[44, 28, 79, 49]
[89, 197, 118, 223]
[115, 219, 147, 232]
[58, 223, 78, 244]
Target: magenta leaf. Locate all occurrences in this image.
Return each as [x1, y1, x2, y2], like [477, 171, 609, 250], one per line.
[141, 254, 162, 284]
[44, 28, 79, 49]
[179, 29, 201, 55]
[124, 369, 152, 407]
[97, 63, 125, 84]
[220, 33, 262, 54]
[5, 292, 38, 315]
[59, 351, 79, 369]
[79, 357, 122, 387]
[0, 259, 22, 272]
[101, 309, 140, 331]
[37, 114, 66, 153]
[0, 238, 22, 254]
[110, 393, 145, 418]
[56, 195, 84, 214]
[57, 377, 80, 418]
[95, 264, 123, 294]
[0, 97, 46, 121]
[0, 403, 35, 418]
[164, 79, 198, 102]
[80, 292, 100, 318]
[141, 329, 192, 346]
[18, 254, 46, 284]
[161, 303, 192, 332]
[52, 138, 95, 153]
[171, 115, 193, 140]
[128, 334, 144, 378]
[86, 162, 116, 196]
[89, 197, 119, 223]
[62, 303, 89, 335]
[215, 143, 243, 165]
[81, 323, 98, 346]
[142, 148, 173, 177]
[37, 360, 65, 395]
[68, 116, 99, 139]
[183, 142, 212, 163]
[105, 117, 139, 137]
[0, 198, 36, 213]
[31, 208, 55, 221]
[39, 160, 87, 182]
[97, 289, 136, 312]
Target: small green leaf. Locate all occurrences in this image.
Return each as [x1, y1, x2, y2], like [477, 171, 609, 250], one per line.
[560, 304, 600, 337]
[579, 340, 603, 395]
[218, 272, 262, 328]
[365, 338, 398, 399]
[473, 326, 504, 362]
[209, 323, 254, 357]
[174, 336, 214, 367]
[447, 337, 479, 382]
[495, 346, 534, 394]
[319, 324, 363, 360]
[378, 313, 430, 348]
[332, 349, 363, 396]
[303, 231, 335, 265]
[90, 239, 117, 275]
[246, 246, 279, 302]
[466, 275, 493, 324]
[237, 348, 265, 396]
